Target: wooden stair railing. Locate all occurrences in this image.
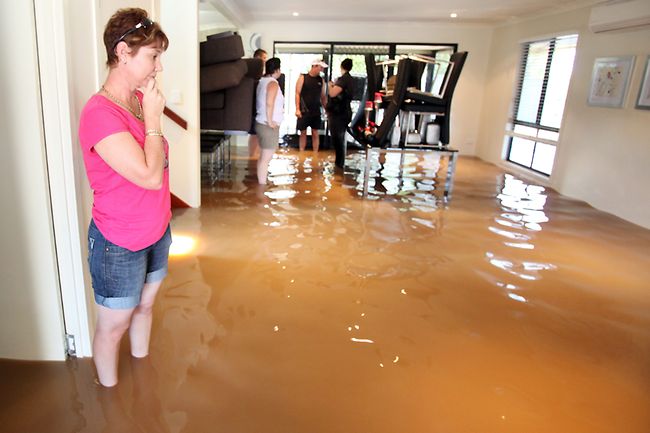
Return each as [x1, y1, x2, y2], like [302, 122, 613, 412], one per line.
[163, 105, 191, 208]
[163, 106, 188, 130]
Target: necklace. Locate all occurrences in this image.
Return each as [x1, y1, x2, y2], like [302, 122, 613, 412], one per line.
[100, 85, 143, 121]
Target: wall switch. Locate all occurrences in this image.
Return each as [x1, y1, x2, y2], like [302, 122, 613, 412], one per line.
[170, 89, 183, 104]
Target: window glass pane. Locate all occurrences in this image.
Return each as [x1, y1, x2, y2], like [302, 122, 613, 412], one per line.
[419, 62, 437, 94]
[504, 34, 578, 175]
[516, 41, 549, 123]
[276, 52, 329, 135]
[275, 43, 330, 54]
[537, 129, 559, 141]
[513, 124, 537, 137]
[330, 53, 368, 119]
[331, 46, 390, 125]
[431, 50, 452, 94]
[508, 137, 535, 167]
[395, 44, 452, 56]
[332, 45, 390, 55]
[393, 45, 454, 92]
[531, 142, 556, 175]
[274, 42, 457, 137]
[540, 35, 577, 128]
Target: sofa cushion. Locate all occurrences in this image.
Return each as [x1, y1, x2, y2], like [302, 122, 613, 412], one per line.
[244, 58, 264, 80]
[200, 77, 255, 132]
[200, 109, 225, 131]
[200, 34, 244, 65]
[200, 59, 247, 93]
[206, 31, 234, 40]
[200, 91, 225, 110]
[223, 77, 255, 132]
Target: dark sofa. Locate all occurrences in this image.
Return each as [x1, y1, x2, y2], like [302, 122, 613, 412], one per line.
[200, 32, 263, 132]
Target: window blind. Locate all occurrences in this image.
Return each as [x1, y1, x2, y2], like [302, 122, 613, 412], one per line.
[506, 34, 578, 175]
[512, 35, 577, 131]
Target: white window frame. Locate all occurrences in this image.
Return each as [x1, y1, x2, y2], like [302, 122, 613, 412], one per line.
[505, 33, 578, 176]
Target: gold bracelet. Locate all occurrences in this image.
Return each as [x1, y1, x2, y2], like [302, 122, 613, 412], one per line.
[145, 129, 163, 137]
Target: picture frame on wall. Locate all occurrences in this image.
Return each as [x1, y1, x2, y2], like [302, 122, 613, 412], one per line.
[635, 55, 650, 110]
[587, 55, 635, 108]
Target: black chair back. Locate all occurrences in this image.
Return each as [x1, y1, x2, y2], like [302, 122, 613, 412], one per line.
[371, 58, 412, 147]
[348, 77, 368, 137]
[350, 54, 378, 137]
[439, 51, 467, 105]
[402, 51, 468, 145]
[365, 54, 380, 98]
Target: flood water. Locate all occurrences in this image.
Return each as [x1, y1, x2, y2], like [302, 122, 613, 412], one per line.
[1, 146, 649, 433]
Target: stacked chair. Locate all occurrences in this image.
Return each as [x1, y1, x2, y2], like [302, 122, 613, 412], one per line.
[348, 51, 468, 198]
[399, 51, 468, 147]
[350, 51, 467, 148]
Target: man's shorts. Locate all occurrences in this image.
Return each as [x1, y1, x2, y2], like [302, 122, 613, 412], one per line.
[296, 115, 322, 131]
[87, 219, 172, 309]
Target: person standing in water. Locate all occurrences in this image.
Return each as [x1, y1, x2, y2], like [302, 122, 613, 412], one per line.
[78, 8, 171, 387]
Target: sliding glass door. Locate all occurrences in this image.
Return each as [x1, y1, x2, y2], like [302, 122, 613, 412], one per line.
[275, 43, 330, 137]
[273, 41, 457, 145]
[331, 44, 390, 129]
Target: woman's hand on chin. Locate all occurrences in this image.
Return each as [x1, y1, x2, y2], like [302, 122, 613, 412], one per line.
[142, 78, 165, 121]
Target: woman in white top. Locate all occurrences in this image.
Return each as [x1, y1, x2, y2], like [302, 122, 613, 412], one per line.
[254, 57, 284, 184]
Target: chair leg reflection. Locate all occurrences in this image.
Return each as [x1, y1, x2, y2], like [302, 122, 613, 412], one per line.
[361, 147, 459, 199]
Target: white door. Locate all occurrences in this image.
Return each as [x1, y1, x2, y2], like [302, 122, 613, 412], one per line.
[34, 0, 94, 358]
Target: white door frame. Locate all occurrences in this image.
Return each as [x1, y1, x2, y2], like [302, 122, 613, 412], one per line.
[34, 0, 93, 357]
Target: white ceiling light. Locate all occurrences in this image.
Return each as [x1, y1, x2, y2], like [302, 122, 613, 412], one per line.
[450, 12, 458, 18]
[292, 12, 299, 16]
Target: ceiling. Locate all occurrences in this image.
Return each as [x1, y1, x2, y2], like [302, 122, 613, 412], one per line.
[200, 0, 607, 27]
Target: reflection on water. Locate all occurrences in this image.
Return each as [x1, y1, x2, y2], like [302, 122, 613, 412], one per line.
[2, 149, 650, 433]
[171, 150, 650, 433]
[485, 174, 556, 283]
[344, 150, 450, 207]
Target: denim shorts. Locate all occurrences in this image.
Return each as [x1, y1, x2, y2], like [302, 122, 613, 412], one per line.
[87, 220, 172, 309]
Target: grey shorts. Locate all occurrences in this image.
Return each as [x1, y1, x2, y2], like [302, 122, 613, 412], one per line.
[255, 122, 280, 150]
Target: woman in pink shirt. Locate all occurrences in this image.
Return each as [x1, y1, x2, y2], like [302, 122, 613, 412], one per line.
[79, 8, 170, 387]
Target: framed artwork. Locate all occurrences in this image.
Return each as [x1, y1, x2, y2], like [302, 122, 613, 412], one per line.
[636, 55, 650, 110]
[587, 56, 635, 108]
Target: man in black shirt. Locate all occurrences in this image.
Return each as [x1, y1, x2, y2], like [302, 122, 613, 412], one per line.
[326, 58, 355, 168]
[295, 59, 327, 152]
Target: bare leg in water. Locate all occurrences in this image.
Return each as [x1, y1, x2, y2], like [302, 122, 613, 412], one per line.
[257, 148, 275, 184]
[93, 280, 163, 386]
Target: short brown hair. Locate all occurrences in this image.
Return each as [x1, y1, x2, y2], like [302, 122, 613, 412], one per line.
[103, 8, 169, 67]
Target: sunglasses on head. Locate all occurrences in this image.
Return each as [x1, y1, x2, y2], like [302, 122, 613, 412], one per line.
[112, 18, 153, 49]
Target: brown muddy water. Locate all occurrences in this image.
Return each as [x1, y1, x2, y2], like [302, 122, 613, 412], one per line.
[1, 147, 649, 433]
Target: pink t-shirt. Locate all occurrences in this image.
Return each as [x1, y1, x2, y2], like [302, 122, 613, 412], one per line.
[79, 93, 171, 251]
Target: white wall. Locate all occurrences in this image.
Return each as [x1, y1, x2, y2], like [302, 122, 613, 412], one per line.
[477, 6, 650, 228]
[161, 0, 201, 208]
[0, 1, 66, 360]
[242, 20, 494, 155]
